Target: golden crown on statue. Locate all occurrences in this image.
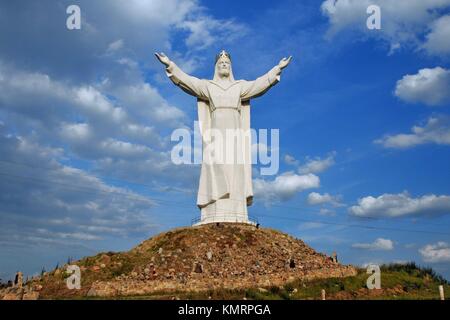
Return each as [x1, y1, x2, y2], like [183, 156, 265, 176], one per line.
[215, 50, 231, 63]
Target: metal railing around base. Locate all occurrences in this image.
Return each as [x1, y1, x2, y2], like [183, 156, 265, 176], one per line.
[191, 214, 259, 226]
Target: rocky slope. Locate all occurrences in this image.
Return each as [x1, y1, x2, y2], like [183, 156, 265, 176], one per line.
[1, 223, 356, 299]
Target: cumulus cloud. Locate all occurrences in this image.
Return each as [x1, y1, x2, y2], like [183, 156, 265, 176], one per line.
[419, 242, 450, 263]
[254, 172, 320, 203]
[349, 191, 450, 218]
[0, 1, 247, 81]
[352, 238, 394, 251]
[0, 126, 158, 247]
[375, 115, 450, 149]
[422, 15, 450, 56]
[0, 64, 178, 141]
[284, 154, 299, 166]
[321, 0, 450, 56]
[394, 67, 450, 106]
[307, 192, 343, 207]
[0, 62, 201, 187]
[0, 125, 168, 280]
[106, 82, 186, 126]
[298, 152, 336, 174]
[176, 16, 248, 51]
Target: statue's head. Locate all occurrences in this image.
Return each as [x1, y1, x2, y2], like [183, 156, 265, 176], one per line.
[214, 50, 233, 79]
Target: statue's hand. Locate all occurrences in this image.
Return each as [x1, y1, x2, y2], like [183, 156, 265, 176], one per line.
[278, 56, 292, 70]
[155, 52, 170, 67]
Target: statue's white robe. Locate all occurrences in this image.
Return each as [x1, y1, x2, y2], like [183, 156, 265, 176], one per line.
[166, 61, 281, 224]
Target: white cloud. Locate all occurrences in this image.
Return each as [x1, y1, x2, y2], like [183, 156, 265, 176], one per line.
[75, 86, 126, 123]
[349, 191, 450, 218]
[298, 152, 336, 174]
[176, 16, 248, 51]
[0, 0, 248, 80]
[321, 0, 450, 56]
[419, 242, 450, 263]
[298, 222, 325, 231]
[117, 58, 138, 69]
[0, 64, 182, 156]
[422, 15, 450, 56]
[98, 139, 154, 159]
[60, 123, 92, 143]
[106, 39, 124, 53]
[284, 154, 299, 166]
[307, 192, 343, 207]
[107, 0, 246, 53]
[352, 238, 394, 251]
[110, 83, 186, 125]
[361, 261, 384, 268]
[254, 172, 320, 203]
[375, 115, 450, 149]
[0, 128, 158, 248]
[36, 229, 102, 241]
[113, 0, 196, 24]
[395, 67, 450, 106]
[0, 63, 183, 132]
[319, 208, 336, 216]
[392, 260, 409, 265]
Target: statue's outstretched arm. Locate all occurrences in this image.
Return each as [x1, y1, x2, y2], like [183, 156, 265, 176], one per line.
[240, 56, 292, 101]
[155, 52, 208, 99]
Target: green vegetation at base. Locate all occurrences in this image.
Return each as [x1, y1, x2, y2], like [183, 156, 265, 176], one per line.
[83, 262, 448, 300]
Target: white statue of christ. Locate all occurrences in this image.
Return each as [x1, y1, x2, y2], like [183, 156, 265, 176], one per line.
[156, 50, 292, 225]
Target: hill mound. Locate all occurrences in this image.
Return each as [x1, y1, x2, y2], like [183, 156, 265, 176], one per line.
[2, 223, 357, 299]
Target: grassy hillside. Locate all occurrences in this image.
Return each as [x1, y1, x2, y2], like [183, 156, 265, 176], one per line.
[2, 222, 448, 300]
[30, 223, 356, 299]
[113, 263, 449, 300]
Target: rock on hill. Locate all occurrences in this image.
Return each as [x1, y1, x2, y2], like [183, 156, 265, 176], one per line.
[6, 223, 357, 299]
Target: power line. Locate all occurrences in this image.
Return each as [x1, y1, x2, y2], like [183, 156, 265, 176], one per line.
[0, 170, 245, 213]
[1, 158, 450, 229]
[0, 159, 172, 193]
[257, 214, 450, 236]
[0, 171, 160, 206]
[1, 170, 450, 236]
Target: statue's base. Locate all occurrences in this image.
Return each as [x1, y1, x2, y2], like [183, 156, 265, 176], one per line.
[199, 198, 252, 226]
[192, 209, 258, 226]
[193, 216, 257, 226]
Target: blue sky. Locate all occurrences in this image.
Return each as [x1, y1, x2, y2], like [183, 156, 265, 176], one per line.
[1, 0, 450, 282]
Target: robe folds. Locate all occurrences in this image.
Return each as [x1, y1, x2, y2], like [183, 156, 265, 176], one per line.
[166, 61, 281, 224]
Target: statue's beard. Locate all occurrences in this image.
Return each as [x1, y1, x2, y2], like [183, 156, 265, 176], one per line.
[213, 64, 234, 81]
[218, 69, 230, 78]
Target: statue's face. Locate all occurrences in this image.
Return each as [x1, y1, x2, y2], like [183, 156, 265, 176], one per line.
[217, 58, 231, 77]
